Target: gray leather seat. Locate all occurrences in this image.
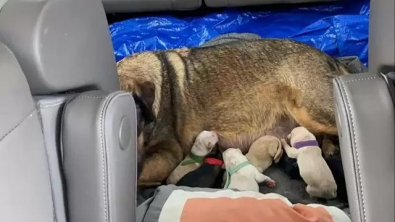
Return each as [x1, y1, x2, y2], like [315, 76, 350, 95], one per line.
[333, 0, 394, 222]
[0, 0, 138, 222]
[103, 0, 202, 13]
[0, 40, 55, 222]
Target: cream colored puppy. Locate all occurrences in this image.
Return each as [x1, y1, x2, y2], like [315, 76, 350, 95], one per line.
[167, 131, 218, 184]
[281, 127, 337, 199]
[246, 135, 283, 173]
[223, 148, 275, 192]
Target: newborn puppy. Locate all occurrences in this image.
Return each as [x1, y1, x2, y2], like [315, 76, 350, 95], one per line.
[223, 148, 275, 192]
[176, 146, 225, 188]
[166, 131, 218, 184]
[281, 127, 337, 199]
[246, 135, 283, 173]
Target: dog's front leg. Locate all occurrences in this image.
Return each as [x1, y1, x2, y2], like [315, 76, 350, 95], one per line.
[138, 138, 184, 186]
[280, 139, 299, 159]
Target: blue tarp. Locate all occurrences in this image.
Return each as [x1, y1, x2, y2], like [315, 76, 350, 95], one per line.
[110, 0, 370, 66]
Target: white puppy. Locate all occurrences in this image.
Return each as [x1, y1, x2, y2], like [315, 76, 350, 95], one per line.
[223, 148, 275, 192]
[281, 127, 337, 199]
[166, 130, 218, 184]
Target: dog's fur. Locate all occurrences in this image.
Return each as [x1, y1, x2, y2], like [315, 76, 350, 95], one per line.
[223, 148, 275, 192]
[117, 39, 349, 185]
[176, 146, 225, 188]
[246, 135, 283, 173]
[281, 127, 337, 199]
[166, 131, 218, 185]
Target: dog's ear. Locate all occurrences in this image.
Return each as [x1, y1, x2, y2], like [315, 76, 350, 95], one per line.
[273, 145, 283, 163]
[287, 133, 291, 140]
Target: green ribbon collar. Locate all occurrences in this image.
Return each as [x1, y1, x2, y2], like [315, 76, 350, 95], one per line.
[181, 152, 205, 166]
[223, 161, 251, 189]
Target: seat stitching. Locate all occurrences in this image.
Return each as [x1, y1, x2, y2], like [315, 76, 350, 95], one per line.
[99, 94, 113, 222]
[99, 91, 128, 222]
[0, 108, 36, 142]
[339, 78, 367, 222]
[76, 96, 107, 99]
[100, 92, 132, 222]
[343, 76, 379, 83]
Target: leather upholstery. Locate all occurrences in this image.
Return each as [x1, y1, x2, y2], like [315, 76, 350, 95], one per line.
[369, 0, 394, 74]
[35, 95, 72, 222]
[333, 73, 394, 222]
[103, 0, 202, 13]
[0, 0, 119, 94]
[0, 41, 55, 222]
[62, 91, 138, 222]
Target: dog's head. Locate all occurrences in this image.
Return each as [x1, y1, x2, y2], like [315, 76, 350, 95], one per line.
[117, 53, 162, 177]
[222, 148, 244, 170]
[287, 126, 316, 146]
[191, 131, 219, 156]
[133, 92, 156, 178]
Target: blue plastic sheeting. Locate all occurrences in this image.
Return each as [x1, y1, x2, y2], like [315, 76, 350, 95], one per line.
[110, 0, 370, 66]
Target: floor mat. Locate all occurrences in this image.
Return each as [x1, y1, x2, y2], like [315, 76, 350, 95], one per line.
[110, 0, 370, 66]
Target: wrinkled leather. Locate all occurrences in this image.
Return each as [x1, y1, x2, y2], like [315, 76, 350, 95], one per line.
[0, 41, 55, 222]
[62, 91, 138, 222]
[333, 73, 394, 222]
[36, 95, 73, 222]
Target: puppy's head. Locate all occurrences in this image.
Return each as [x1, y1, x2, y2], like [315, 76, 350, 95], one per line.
[223, 148, 244, 170]
[287, 126, 316, 146]
[191, 131, 219, 156]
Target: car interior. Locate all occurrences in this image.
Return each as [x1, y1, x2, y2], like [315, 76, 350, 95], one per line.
[0, 0, 393, 222]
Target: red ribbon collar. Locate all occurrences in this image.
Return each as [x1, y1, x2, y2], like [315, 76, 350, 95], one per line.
[204, 158, 223, 166]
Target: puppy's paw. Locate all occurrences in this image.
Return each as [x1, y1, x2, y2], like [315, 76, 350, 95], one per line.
[265, 179, 276, 188]
[280, 139, 288, 148]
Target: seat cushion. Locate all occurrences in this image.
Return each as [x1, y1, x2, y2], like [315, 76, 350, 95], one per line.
[102, 0, 202, 13]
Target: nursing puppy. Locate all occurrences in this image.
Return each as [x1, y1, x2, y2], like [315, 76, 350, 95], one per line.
[246, 135, 283, 173]
[166, 131, 218, 185]
[117, 39, 349, 185]
[281, 127, 337, 199]
[223, 148, 275, 192]
[176, 146, 225, 188]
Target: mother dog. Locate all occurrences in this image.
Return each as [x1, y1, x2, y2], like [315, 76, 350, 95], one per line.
[117, 39, 348, 186]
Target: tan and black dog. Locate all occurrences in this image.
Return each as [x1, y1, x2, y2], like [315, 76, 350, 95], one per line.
[117, 39, 349, 186]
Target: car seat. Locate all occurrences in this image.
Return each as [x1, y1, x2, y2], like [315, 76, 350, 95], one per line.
[333, 0, 394, 222]
[0, 0, 138, 222]
[0, 0, 393, 222]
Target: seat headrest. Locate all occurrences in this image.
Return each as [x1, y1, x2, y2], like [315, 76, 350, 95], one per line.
[0, 0, 119, 95]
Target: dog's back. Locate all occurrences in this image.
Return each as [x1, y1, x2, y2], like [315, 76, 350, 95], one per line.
[118, 39, 350, 185]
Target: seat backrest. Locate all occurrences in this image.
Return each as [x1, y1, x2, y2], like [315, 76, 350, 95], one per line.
[0, 1, 138, 222]
[0, 41, 55, 222]
[333, 0, 394, 222]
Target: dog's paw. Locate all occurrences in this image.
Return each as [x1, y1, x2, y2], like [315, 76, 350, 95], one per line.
[280, 139, 287, 148]
[265, 179, 276, 188]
